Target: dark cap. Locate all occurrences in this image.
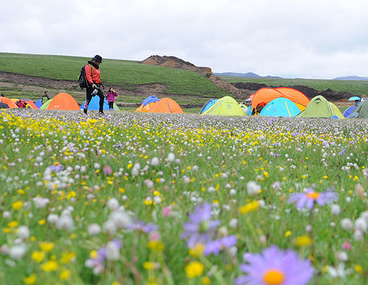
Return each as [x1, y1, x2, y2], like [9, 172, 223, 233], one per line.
[92, 55, 102, 63]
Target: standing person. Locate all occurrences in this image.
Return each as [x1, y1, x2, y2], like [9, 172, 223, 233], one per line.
[106, 87, 118, 110]
[83, 55, 104, 115]
[42, 91, 50, 104]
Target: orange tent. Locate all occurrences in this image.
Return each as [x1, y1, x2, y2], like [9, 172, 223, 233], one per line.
[149, 98, 183, 114]
[251, 87, 309, 112]
[21, 98, 38, 109]
[0, 97, 18, 108]
[46, 93, 80, 110]
[274, 87, 310, 107]
[136, 102, 157, 112]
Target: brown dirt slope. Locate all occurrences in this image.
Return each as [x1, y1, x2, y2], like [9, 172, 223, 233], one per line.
[141, 55, 251, 100]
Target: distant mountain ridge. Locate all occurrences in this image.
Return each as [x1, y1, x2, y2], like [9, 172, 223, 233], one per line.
[333, 75, 368, 81]
[215, 72, 368, 81]
[214, 72, 281, 79]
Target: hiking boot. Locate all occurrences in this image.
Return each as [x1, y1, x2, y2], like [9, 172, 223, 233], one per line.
[99, 111, 104, 116]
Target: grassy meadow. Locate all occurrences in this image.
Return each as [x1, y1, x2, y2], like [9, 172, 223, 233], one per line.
[1, 109, 368, 284]
[0, 53, 228, 106]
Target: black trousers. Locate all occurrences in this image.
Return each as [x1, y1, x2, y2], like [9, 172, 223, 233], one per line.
[85, 84, 104, 113]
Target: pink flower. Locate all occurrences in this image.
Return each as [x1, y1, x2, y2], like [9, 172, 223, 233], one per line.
[342, 241, 351, 251]
[162, 206, 172, 217]
[103, 165, 113, 175]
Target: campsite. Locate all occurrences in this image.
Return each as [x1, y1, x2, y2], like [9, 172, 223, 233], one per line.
[1, 53, 368, 285]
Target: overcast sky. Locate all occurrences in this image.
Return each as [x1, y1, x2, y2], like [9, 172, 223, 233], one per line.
[2, 0, 368, 79]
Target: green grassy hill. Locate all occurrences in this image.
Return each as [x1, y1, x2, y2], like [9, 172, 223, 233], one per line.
[0, 53, 228, 107]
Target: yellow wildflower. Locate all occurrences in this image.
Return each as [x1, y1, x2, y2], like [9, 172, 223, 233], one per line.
[188, 243, 205, 257]
[201, 276, 211, 284]
[238, 201, 259, 214]
[8, 221, 18, 228]
[41, 260, 58, 272]
[295, 235, 311, 247]
[60, 252, 76, 264]
[12, 201, 23, 210]
[143, 261, 155, 270]
[185, 261, 205, 278]
[39, 242, 54, 252]
[31, 251, 45, 263]
[60, 269, 71, 280]
[147, 240, 164, 251]
[23, 273, 37, 285]
[355, 264, 363, 274]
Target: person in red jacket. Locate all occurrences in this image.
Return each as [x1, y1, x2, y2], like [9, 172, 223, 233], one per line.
[83, 55, 105, 115]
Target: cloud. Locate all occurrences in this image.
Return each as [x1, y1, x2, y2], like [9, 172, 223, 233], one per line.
[2, 0, 368, 78]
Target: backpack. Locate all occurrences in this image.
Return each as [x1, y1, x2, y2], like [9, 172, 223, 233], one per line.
[78, 65, 93, 89]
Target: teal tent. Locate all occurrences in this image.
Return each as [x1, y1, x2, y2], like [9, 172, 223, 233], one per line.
[259, 98, 301, 117]
[200, 99, 218, 114]
[80, 96, 120, 111]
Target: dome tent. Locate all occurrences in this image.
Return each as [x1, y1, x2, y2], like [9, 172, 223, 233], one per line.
[136, 95, 160, 112]
[251, 87, 309, 115]
[40, 93, 80, 110]
[148, 98, 183, 114]
[35, 99, 43, 108]
[80, 96, 120, 111]
[199, 99, 218, 114]
[259, 98, 301, 117]
[347, 100, 368, 118]
[298, 95, 344, 119]
[201, 96, 246, 116]
[0, 97, 18, 108]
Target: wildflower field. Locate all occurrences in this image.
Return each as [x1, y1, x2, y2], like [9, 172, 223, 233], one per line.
[1, 109, 368, 285]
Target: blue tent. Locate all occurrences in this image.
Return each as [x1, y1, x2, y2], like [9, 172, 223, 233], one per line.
[35, 99, 43, 108]
[343, 105, 356, 118]
[80, 96, 111, 111]
[259, 98, 301, 117]
[141, 95, 160, 106]
[200, 99, 218, 114]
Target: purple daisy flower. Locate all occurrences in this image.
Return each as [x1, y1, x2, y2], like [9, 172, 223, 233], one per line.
[48, 163, 64, 172]
[181, 202, 221, 248]
[288, 188, 338, 210]
[127, 219, 158, 233]
[235, 245, 314, 285]
[204, 235, 237, 256]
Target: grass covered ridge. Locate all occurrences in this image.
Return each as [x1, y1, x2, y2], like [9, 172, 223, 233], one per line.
[0, 53, 228, 98]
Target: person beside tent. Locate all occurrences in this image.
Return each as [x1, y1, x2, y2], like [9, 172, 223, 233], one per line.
[83, 55, 105, 115]
[42, 91, 50, 104]
[106, 87, 118, 110]
[16, 100, 27, 108]
[1, 93, 4, 97]
[252, 102, 265, 115]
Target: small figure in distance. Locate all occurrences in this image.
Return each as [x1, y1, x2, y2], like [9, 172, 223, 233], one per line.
[106, 87, 118, 111]
[42, 91, 50, 104]
[83, 55, 105, 115]
[16, 100, 27, 108]
[0, 93, 4, 97]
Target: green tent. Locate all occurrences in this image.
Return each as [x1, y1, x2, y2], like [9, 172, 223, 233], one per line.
[201, 96, 246, 116]
[298, 95, 344, 119]
[39, 99, 52, 110]
[347, 100, 368, 118]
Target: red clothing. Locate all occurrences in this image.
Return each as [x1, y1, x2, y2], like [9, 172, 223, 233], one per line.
[106, 91, 118, 102]
[85, 64, 101, 85]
